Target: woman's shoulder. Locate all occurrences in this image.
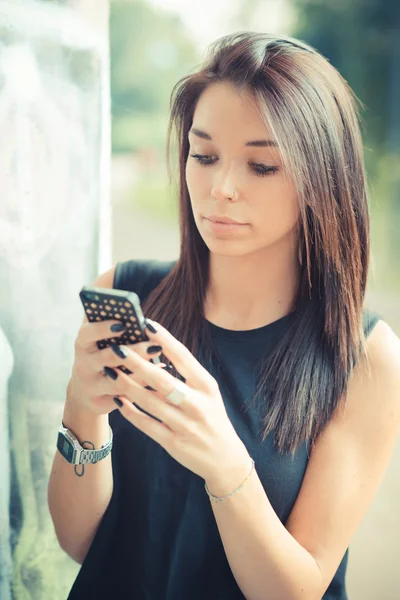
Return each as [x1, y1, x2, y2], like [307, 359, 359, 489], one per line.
[344, 317, 400, 433]
[361, 307, 383, 338]
[363, 318, 400, 381]
[88, 259, 177, 305]
[359, 307, 400, 401]
[112, 258, 177, 303]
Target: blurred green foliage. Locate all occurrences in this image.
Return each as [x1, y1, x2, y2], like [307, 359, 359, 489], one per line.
[110, 0, 199, 153]
[291, 0, 400, 282]
[131, 172, 178, 222]
[110, 0, 400, 290]
[292, 0, 400, 175]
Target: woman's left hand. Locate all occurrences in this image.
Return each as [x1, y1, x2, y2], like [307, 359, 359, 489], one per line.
[109, 319, 251, 487]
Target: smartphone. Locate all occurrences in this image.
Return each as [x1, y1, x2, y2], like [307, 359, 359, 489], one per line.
[79, 286, 160, 374]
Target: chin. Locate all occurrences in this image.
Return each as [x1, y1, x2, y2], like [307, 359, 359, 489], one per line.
[202, 238, 253, 257]
[196, 219, 257, 256]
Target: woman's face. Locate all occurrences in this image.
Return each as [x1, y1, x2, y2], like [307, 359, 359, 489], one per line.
[185, 82, 300, 257]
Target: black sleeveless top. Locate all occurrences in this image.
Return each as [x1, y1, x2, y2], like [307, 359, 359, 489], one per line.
[67, 259, 381, 600]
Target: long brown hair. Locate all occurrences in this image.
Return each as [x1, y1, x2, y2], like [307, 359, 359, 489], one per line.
[143, 32, 370, 454]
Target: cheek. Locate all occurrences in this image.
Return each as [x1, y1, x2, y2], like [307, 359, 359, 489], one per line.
[185, 161, 205, 199]
[254, 181, 300, 234]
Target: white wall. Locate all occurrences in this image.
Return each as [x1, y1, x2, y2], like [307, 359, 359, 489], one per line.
[0, 0, 110, 597]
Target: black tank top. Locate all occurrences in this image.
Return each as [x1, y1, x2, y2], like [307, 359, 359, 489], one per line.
[67, 259, 381, 600]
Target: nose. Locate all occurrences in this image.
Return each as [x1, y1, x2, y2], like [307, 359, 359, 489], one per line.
[211, 170, 238, 202]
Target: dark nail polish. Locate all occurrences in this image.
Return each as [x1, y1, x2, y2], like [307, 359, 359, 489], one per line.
[113, 397, 123, 407]
[118, 365, 133, 375]
[145, 319, 157, 333]
[104, 366, 118, 380]
[147, 345, 162, 355]
[110, 343, 128, 359]
[110, 323, 127, 333]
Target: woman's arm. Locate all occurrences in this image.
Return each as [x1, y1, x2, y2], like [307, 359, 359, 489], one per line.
[205, 320, 400, 600]
[48, 266, 116, 563]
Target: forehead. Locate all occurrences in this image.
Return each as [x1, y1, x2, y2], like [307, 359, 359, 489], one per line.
[190, 83, 282, 162]
[192, 82, 271, 139]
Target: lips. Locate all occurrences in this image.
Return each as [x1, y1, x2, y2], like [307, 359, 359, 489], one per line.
[205, 215, 245, 225]
[203, 216, 249, 235]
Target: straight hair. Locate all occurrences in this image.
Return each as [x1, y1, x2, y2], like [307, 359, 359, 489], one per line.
[143, 32, 370, 455]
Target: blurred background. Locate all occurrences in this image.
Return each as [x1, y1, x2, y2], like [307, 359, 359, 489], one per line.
[111, 0, 400, 330]
[0, 0, 399, 598]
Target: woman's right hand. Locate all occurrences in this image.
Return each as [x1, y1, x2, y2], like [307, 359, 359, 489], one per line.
[67, 318, 164, 417]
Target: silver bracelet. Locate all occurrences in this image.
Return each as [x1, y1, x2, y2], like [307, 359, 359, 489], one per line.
[204, 458, 255, 503]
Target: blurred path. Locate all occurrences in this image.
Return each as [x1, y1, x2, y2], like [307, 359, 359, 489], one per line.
[111, 155, 179, 263]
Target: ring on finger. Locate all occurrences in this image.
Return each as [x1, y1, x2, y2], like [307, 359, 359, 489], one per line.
[165, 378, 187, 406]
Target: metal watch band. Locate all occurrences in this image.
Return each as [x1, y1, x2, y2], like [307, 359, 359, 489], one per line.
[79, 436, 113, 464]
[59, 422, 113, 465]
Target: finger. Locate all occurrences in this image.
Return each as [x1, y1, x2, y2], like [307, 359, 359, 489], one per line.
[144, 320, 216, 393]
[113, 394, 175, 448]
[112, 340, 164, 362]
[92, 343, 163, 373]
[112, 347, 200, 416]
[99, 361, 168, 393]
[77, 320, 129, 352]
[91, 370, 127, 396]
[128, 340, 163, 366]
[111, 373, 188, 433]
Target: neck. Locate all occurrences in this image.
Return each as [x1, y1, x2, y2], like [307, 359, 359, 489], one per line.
[204, 241, 301, 331]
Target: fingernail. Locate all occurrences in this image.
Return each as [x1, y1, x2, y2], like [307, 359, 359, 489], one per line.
[145, 319, 157, 333]
[147, 345, 162, 355]
[104, 366, 118, 380]
[119, 365, 133, 375]
[110, 343, 128, 359]
[113, 397, 123, 407]
[110, 323, 127, 332]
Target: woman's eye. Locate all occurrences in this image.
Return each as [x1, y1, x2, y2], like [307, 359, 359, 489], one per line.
[189, 154, 216, 166]
[251, 163, 280, 177]
[189, 154, 279, 177]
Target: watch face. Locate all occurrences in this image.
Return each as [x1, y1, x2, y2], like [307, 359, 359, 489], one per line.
[57, 432, 74, 462]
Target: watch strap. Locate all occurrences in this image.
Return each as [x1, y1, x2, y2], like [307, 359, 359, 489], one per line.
[79, 432, 113, 464]
[58, 422, 113, 465]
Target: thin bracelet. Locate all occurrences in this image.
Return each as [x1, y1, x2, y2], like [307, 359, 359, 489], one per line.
[204, 458, 255, 503]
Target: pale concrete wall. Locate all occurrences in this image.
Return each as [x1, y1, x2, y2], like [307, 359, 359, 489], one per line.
[0, 0, 110, 597]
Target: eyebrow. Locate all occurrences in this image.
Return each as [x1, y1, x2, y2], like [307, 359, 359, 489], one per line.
[189, 127, 278, 148]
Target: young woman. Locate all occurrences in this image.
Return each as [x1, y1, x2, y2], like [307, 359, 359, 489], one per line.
[48, 32, 400, 600]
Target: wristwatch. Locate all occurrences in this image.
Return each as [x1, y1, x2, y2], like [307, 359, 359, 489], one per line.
[57, 422, 113, 465]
